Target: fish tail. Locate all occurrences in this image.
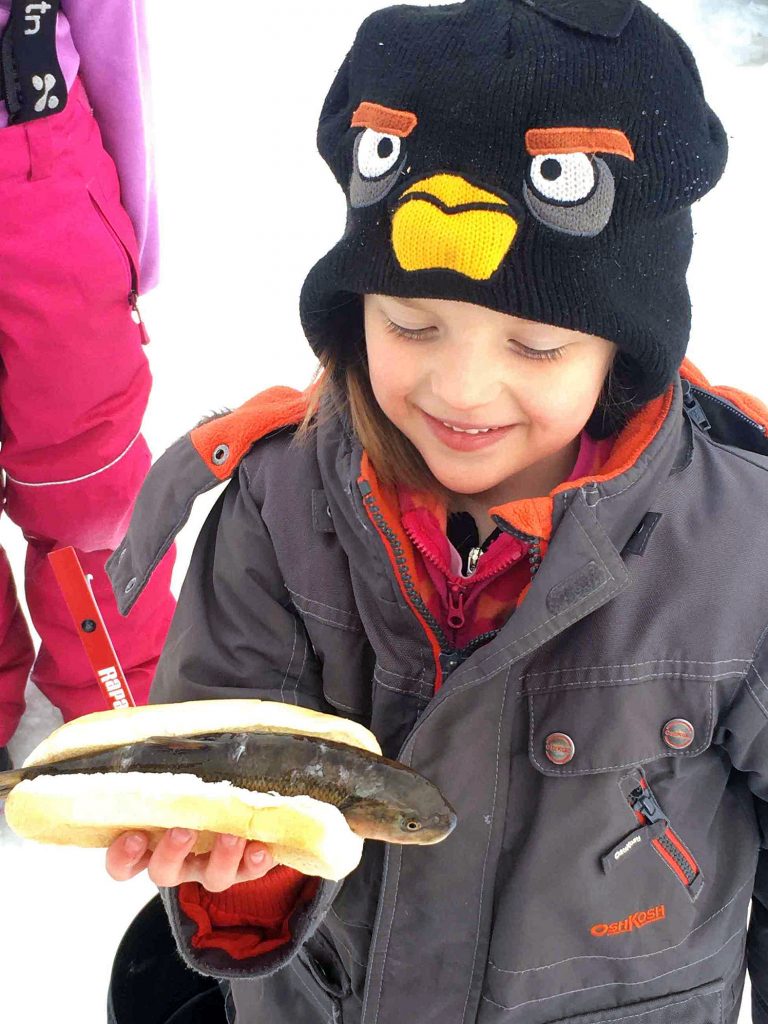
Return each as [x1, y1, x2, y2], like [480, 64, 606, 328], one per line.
[0, 768, 25, 800]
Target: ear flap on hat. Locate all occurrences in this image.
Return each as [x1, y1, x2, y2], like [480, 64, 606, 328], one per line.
[519, 0, 637, 38]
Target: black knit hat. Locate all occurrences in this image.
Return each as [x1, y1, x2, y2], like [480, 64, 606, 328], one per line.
[298, 0, 728, 406]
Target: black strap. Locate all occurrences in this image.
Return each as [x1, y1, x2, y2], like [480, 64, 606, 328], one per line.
[1, 0, 67, 124]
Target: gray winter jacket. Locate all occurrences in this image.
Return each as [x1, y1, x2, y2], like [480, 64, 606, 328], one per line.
[108, 362, 768, 1024]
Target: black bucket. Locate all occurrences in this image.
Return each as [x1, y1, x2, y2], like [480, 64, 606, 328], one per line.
[107, 894, 227, 1023]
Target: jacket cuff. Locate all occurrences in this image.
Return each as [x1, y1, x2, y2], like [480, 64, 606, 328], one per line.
[158, 873, 342, 979]
[178, 866, 319, 960]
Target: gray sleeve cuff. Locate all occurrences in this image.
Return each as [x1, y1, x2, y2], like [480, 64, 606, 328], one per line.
[158, 877, 342, 980]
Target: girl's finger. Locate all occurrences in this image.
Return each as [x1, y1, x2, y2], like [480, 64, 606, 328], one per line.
[236, 842, 275, 883]
[147, 828, 199, 887]
[106, 832, 151, 881]
[201, 833, 248, 892]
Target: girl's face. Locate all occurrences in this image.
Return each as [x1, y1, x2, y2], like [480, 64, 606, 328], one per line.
[363, 294, 617, 502]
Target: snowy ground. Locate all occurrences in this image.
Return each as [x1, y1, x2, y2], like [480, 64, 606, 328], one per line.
[1, 0, 767, 1020]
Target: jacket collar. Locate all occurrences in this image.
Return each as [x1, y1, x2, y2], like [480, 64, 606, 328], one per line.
[316, 371, 685, 690]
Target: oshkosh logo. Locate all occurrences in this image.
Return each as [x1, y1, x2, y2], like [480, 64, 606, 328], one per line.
[614, 835, 642, 860]
[590, 904, 665, 937]
[24, 2, 53, 35]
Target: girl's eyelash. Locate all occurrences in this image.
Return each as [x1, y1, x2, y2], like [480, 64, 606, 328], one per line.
[382, 317, 566, 361]
[383, 317, 428, 342]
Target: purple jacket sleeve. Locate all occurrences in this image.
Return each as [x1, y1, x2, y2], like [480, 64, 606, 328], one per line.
[62, 0, 159, 292]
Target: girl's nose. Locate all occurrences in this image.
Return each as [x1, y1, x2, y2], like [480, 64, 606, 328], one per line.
[430, 363, 503, 412]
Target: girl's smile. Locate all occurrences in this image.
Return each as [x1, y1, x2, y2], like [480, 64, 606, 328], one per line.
[419, 408, 518, 452]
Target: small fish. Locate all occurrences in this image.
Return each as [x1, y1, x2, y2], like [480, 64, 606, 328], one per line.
[0, 731, 457, 845]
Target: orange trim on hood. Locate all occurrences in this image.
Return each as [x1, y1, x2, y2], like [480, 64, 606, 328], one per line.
[189, 355, 767, 542]
[190, 384, 314, 481]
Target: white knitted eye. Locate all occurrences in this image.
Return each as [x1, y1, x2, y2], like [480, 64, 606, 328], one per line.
[529, 153, 596, 204]
[356, 128, 402, 179]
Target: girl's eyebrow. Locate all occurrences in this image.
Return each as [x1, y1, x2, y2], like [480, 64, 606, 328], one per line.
[351, 101, 419, 136]
[526, 127, 635, 160]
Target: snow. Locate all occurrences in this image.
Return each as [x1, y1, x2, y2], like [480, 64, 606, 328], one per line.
[696, 0, 768, 64]
[0, 1, 766, 1020]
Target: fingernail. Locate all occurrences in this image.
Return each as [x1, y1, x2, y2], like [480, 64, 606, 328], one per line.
[220, 833, 239, 847]
[248, 849, 265, 866]
[170, 828, 193, 845]
[124, 834, 145, 857]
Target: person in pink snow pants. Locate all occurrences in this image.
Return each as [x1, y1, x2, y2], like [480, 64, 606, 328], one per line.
[0, 0, 175, 767]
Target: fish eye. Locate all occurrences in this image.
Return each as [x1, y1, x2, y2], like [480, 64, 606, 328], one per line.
[404, 818, 423, 831]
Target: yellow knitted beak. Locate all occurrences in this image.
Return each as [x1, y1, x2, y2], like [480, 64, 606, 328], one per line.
[391, 174, 519, 281]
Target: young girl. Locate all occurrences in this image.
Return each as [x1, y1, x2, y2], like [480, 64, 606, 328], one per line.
[105, 1, 768, 1022]
[0, 0, 176, 768]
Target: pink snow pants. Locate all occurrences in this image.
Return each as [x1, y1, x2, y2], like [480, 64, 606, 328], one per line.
[0, 77, 175, 746]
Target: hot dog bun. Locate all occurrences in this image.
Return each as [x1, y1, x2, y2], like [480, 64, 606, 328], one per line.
[3, 699, 380, 880]
[22, 698, 382, 765]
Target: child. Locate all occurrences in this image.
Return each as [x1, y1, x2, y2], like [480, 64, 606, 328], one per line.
[0, 0, 176, 769]
[105, 1, 768, 1022]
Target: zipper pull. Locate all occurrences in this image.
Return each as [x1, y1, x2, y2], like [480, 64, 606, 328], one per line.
[627, 785, 667, 825]
[130, 291, 150, 345]
[447, 584, 465, 628]
[681, 379, 711, 433]
[439, 649, 463, 677]
[601, 819, 669, 874]
[466, 547, 481, 577]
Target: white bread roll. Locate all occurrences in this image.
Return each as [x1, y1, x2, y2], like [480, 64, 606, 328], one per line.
[4, 699, 380, 880]
[23, 698, 382, 766]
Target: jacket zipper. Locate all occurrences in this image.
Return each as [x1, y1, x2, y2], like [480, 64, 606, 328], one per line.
[493, 517, 544, 577]
[466, 546, 482, 576]
[626, 774, 702, 893]
[404, 523, 531, 630]
[358, 480, 529, 677]
[688, 380, 765, 436]
[359, 480, 452, 652]
[680, 379, 712, 433]
[684, 379, 766, 436]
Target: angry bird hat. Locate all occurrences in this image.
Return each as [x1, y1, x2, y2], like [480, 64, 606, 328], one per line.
[299, 0, 728, 407]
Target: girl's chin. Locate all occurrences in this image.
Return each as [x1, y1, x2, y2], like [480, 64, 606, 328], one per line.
[421, 457, 514, 497]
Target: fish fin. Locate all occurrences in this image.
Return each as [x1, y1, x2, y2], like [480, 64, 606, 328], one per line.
[0, 769, 25, 800]
[142, 735, 214, 751]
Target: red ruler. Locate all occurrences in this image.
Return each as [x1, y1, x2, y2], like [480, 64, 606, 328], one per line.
[48, 547, 135, 710]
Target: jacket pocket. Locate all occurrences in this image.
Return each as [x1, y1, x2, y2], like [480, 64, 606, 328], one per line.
[485, 675, 736, 1010]
[537, 977, 725, 1024]
[525, 677, 714, 907]
[86, 179, 149, 344]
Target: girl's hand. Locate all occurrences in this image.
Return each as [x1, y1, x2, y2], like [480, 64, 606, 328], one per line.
[105, 828, 276, 891]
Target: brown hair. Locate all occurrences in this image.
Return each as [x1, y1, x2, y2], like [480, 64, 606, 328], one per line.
[294, 342, 449, 497]
[293, 325, 642, 493]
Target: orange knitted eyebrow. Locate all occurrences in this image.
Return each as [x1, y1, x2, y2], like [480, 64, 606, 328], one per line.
[351, 101, 418, 137]
[526, 127, 635, 161]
